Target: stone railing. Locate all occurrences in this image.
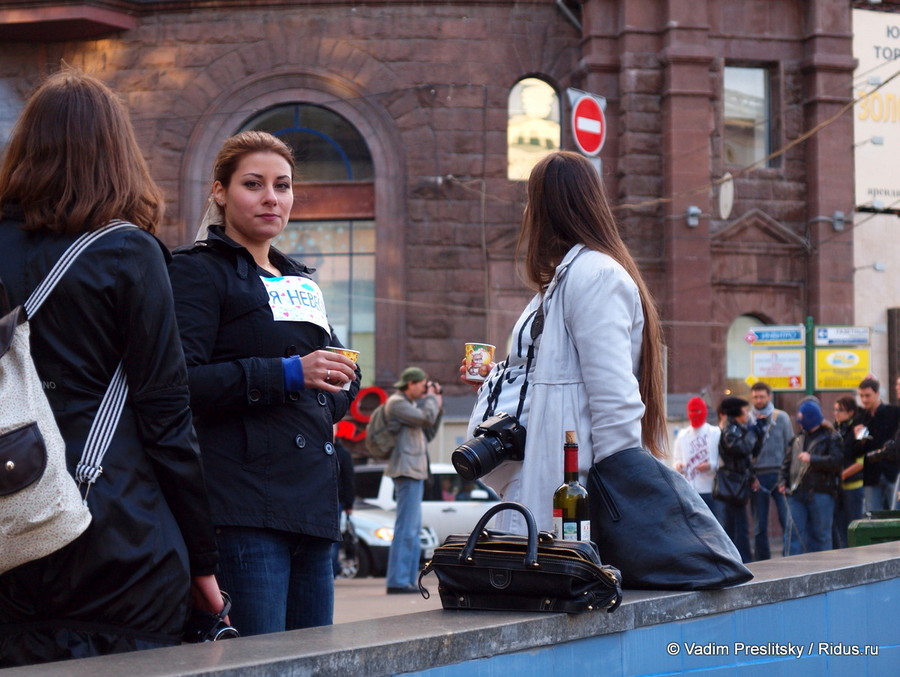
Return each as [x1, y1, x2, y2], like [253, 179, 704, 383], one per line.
[6, 541, 899, 676]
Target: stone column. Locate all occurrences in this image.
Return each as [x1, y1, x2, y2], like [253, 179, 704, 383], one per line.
[658, 1, 715, 394]
[802, 1, 856, 325]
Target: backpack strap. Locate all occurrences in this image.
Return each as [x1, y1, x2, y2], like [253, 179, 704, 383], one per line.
[23, 220, 137, 499]
[24, 220, 135, 318]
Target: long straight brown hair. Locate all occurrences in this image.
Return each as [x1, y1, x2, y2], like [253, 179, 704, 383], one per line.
[518, 151, 667, 457]
[0, 66, 163, 234]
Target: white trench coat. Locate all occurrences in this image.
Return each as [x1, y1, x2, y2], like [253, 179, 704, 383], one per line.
[468, 244, 647, 534]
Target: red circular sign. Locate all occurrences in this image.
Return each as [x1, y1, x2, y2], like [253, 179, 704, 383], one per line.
[571, 96, 606, 157]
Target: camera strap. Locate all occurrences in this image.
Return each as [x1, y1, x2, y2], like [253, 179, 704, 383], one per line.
[483, 303, 544, 422]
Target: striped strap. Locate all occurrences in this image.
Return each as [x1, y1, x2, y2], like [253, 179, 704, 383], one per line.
[24, 220, 134, 318]
[75, 360, 128, 487]
[24, 220, 136, 493]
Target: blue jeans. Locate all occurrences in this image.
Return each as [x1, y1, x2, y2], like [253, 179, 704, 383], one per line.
[386, 477, 423, 589]
[833, 487, 865, 549]
[215, 527, 334, 636]
[784, 491, 834, 555]
[751, 471, 788, 561]
[865, 476, 896, 513]
[715, 499, 752, 563]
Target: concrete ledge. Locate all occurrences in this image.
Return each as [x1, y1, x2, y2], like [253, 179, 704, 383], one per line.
[5, 542, 900, 677]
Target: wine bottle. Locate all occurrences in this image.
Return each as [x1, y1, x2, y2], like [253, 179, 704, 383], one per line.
[552, 430, 591, 541]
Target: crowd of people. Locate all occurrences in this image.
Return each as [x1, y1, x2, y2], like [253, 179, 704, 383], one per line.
[674, 376, 900, 562]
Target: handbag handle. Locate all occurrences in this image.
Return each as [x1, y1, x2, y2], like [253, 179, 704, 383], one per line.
[459, 501, 540, 568]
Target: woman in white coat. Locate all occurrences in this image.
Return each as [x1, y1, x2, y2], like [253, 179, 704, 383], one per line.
[465, 150, 666, 532]
[464, 151, 749, 590]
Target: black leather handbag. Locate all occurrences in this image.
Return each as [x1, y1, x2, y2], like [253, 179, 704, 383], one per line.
[418, 502, 622, 614]
[588, 448, 753, 591]
[712, 467, 751, 506]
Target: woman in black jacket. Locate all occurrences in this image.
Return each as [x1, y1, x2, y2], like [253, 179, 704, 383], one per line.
[0, 68, 222, 666]
[832, 395, 865, 548]
[169, 131, 359, 635]
[716, 397, 758, 563]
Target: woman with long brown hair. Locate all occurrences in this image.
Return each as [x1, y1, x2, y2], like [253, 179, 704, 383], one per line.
[465, 151, 665, 531]
[465, 151, 749, 589]
[0, 68, 223, 665]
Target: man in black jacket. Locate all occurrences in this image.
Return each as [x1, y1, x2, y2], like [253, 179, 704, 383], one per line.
[856, 377, 900, 512]
[778, 401, 843, 555]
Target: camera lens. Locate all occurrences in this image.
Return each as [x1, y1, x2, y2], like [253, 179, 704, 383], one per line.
[211, 624, 240, 640]
[452, 435, 505, 481]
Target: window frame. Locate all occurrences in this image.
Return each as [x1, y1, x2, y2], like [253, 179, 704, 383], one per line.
[723, 64, 780, 170]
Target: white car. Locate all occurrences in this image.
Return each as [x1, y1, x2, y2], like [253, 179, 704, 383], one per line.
[337, 506, 438, 579]
[353, 462, 501, 545]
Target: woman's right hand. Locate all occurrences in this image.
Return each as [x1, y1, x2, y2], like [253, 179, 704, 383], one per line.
[301, 350, 356, 392]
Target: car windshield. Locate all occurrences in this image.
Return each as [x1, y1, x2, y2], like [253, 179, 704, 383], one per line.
[425, 473, 499, 502]
[354, 468, 383, 501]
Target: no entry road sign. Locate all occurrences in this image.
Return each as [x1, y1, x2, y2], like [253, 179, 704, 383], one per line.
[571, 95, 606, 156]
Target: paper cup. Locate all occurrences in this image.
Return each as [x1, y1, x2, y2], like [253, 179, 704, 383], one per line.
[326, 346, 359, 390]
[464, 343, 495, 382]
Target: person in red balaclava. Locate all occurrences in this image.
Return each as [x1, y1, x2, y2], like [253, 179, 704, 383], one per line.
[673, 397, 722, 514]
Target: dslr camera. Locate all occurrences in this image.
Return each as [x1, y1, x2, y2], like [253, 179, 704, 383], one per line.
[452, 412, 526, 481]
[182, 591, 240, 642]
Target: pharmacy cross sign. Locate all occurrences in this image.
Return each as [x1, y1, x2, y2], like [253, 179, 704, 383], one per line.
[571, 95, 606, 157]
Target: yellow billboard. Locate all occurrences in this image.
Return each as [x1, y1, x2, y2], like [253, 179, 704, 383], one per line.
[814, 348, 870, 391]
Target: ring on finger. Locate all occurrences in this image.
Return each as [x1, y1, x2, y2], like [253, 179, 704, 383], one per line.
[326, 369, 331, 382]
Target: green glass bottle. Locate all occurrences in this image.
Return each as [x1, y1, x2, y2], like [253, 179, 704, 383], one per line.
[552, 430, 591, 541]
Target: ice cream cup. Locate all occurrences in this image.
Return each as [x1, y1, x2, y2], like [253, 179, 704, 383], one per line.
[464, 342, 495, 383]
[326, 346, 359, 390]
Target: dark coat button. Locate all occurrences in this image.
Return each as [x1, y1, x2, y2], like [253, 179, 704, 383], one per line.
[249, 389, 261, 403]
[289, 392, 299, 401]
[317, 393, 327, 406]
[324, 442, 335, 455]
[285, 345, 297, 356]
[295, 434, 306, 448]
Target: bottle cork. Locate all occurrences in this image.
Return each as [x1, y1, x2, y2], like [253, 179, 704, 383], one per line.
[565, 430, 577, 444]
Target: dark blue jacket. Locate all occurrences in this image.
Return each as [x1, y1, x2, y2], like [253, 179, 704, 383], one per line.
[168, 226, 359, 542]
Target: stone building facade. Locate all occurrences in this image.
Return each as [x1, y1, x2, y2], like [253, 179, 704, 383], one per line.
[0, 0, 858, 415]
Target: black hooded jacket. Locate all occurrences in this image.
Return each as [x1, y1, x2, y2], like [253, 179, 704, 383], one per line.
[0, 210, 217, 664]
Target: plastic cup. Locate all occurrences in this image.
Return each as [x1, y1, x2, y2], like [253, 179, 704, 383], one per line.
[464, 343, 495, 383]
[326, 347, 359, 390]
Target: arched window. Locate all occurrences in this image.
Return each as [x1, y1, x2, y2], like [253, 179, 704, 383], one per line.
[242, 104, 375, 386]
[725, 314, 765, 397]
[507, 78, 560, 180]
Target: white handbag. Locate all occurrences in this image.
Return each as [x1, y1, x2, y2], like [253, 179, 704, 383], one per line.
[0, 222, 133, 574]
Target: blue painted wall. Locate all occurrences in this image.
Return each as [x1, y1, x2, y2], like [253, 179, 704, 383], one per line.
[410, 579, 899, 677]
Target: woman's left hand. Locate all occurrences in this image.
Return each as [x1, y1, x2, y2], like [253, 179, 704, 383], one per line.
[302, 350, 356, 392]
[458, 357, 494, 392]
